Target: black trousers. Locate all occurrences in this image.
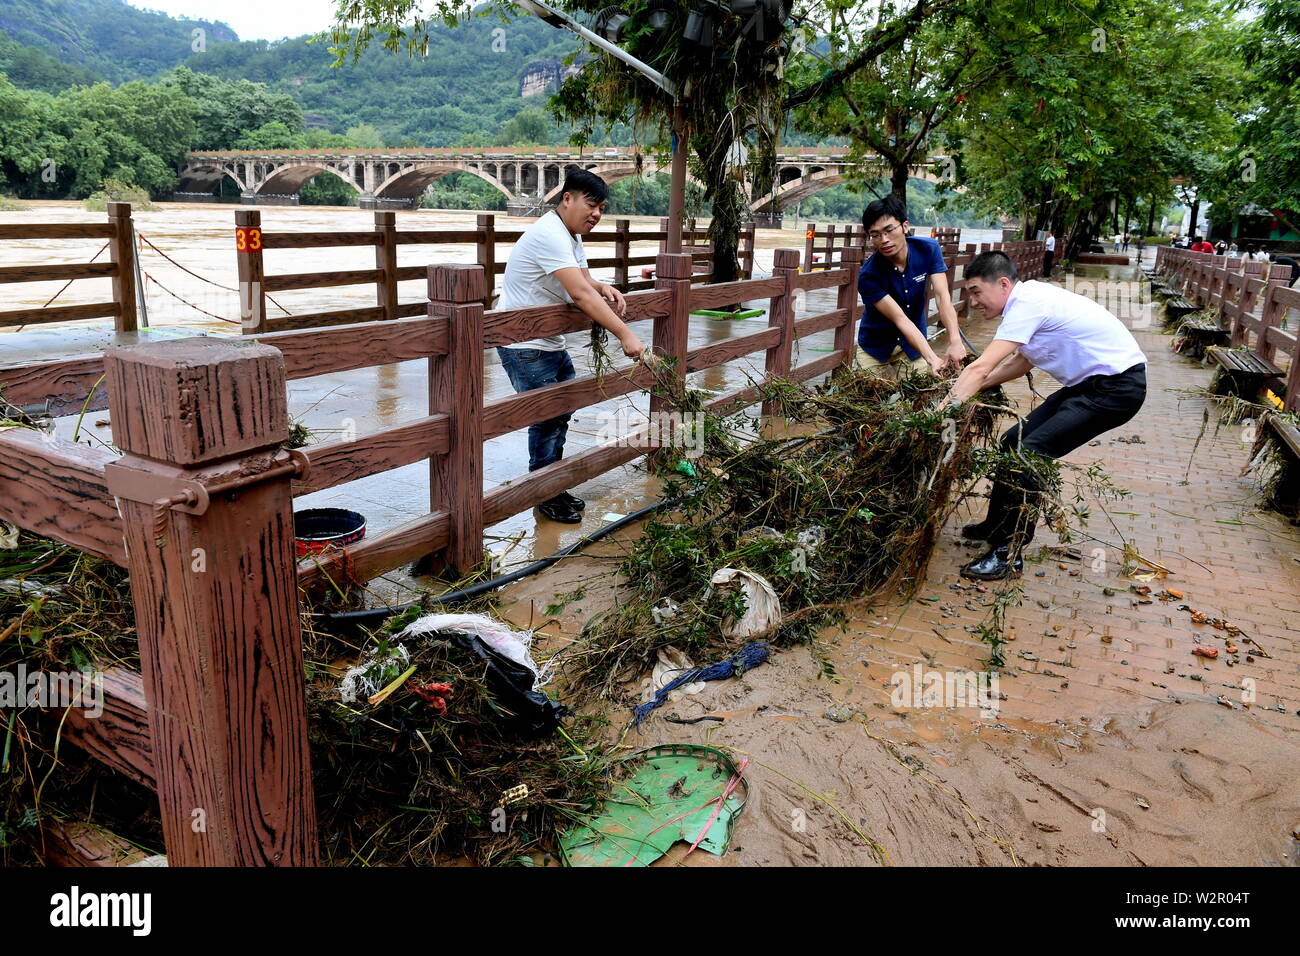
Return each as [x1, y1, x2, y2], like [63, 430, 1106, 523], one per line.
[1043, 250, 1055, 275]
[981, 363, 1146, 549]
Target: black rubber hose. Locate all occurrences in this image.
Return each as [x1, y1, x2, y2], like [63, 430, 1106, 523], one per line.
[315, 498, 672, 634]
[315, 426, 844, 636]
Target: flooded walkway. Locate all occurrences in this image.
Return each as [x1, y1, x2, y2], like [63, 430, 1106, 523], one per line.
[2, 202, 846, 601]
[493, 257, 1300, 866]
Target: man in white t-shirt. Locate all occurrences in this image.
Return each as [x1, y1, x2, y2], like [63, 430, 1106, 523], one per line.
[943, 250, 1147, 579]
[496, 167, 647, 524]
[1043, 231, 1056, 276]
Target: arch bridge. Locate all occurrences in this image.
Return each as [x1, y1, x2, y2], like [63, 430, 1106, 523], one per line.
[177, 147, 952, 225]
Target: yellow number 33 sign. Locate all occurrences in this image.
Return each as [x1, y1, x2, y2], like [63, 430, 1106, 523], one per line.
[235, 227, 262, 252]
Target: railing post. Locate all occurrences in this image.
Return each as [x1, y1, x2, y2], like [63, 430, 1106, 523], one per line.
[762, 248, 801, 416]
[427, 264, 485, 575]
[835, 244, 864, 378]
[476, 213, 496, 309]
[107, 202, 138, 333]
[375, 211, 398, 321]
[804, 222, 816, 272]
[103, 337, 317, 866]
[235, 209, 267, 334]
[1257, 269, 1290, 358]
[652, 252, 693, 417]
[741, 220, 756, 279]
[614, 218, 630, 290]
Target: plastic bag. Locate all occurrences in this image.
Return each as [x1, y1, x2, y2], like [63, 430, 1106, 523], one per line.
[708, 568, 782, 639]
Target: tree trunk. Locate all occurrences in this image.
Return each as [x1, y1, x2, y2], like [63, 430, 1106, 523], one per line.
[1187, 195, 1201, 238]
[1146, 193, 1157, 237]
[695, 130, 742, 287]
[890, 161, 909, 206]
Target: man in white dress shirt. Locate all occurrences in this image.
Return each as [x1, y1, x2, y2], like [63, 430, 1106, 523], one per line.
[943, 250, 1147, 579]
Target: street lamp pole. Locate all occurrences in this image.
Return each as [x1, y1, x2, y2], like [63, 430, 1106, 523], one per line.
[513, 0, 687, 253]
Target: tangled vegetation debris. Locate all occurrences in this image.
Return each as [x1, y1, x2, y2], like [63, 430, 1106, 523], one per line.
[0, 363, 1125, 864]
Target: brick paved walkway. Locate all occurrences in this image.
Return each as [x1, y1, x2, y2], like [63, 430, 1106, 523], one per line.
[835, 268, 1300, 733]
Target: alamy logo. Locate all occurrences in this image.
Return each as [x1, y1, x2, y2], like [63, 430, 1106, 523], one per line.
[0, 666, 103, 718]
[49, 886, 151, 936]
[593, 409, 706, 459]
[889, 664, 1001, 718]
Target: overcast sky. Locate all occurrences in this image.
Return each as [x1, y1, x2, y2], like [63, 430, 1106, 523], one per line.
[128, 0, 342, 43]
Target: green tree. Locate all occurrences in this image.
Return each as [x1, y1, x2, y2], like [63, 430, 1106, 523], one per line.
[233, 120, 305, 149]
[163, 67, 304, 149]
[345, 122, 386, 147]
[494, 107, 553, 146]
[786, 0, 1003, 204]
[944, 0, 1241, 256]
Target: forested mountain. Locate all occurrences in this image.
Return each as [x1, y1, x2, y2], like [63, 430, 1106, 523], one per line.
[174, 16, 579, 146]
[0, 0, 984, 222]
[0, 0, 235, 83]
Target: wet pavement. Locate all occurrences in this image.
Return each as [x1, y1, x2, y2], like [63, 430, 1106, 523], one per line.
[2, 202, 852, 602]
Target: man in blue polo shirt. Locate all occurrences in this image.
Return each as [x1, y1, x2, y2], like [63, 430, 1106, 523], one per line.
[856, 196, 965, 376]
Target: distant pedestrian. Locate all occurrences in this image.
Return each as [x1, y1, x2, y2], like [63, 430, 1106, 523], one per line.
[1228, 241, 1239, 256]
[1275, 255, 1300, 287]
[1191, 236, 1214, 254]
[1215, 240, 1228, 256]
[1043, 230, 1056, 276]
[1121, 232, 1130, 251]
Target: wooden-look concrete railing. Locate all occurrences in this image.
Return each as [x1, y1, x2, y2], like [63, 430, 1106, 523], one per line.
[800, 223, 1045, 321]
[237, 211, 756, 334]
[0, 243, 865, 866]
[0, 201, 140, 331]
[1153, 246, 1300, 411]
[0, 205, 755, 335]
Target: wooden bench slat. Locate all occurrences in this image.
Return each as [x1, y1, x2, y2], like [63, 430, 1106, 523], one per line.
[1267, 415, 1300, 460]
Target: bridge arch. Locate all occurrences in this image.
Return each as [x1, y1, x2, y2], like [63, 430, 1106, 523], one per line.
[543, 164, 707, 203]
[374, 163, 514, 204]
[176, 162, 247, 195]
[257, 162, 364, 197]
[751, 164, 955, 215]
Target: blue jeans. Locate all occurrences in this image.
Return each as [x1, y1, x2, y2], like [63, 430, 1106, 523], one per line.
[496, 347, 576, 472]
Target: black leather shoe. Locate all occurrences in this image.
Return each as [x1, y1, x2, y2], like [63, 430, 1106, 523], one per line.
[960, 546, 1023, 580]
[961, 520, 993, 541]
[538, 496, 582, 524]
[557, 490, 586, 510]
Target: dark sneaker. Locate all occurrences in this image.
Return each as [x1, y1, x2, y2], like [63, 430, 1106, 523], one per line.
[961, 521, 993, 541]
[960, 546, 1023, 581]
[557, 490, 586, 510]
[538, 496, 582, 524]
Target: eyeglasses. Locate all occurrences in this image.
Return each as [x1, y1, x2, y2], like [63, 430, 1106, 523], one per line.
[867, 223, 902, 242]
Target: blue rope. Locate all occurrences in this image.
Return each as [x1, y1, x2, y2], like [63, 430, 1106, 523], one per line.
[633, 641, 771, 727]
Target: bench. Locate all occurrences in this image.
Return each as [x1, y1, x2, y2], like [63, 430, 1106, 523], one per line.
[1207, 346, 1284, 395]
[1163, 296, 1200, 322]
[1180, 312, 1224, 333]
[1263, 414, 1300, 520]
[1269, 413, 1300, 460]
[1172, 311, 1229, 358]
